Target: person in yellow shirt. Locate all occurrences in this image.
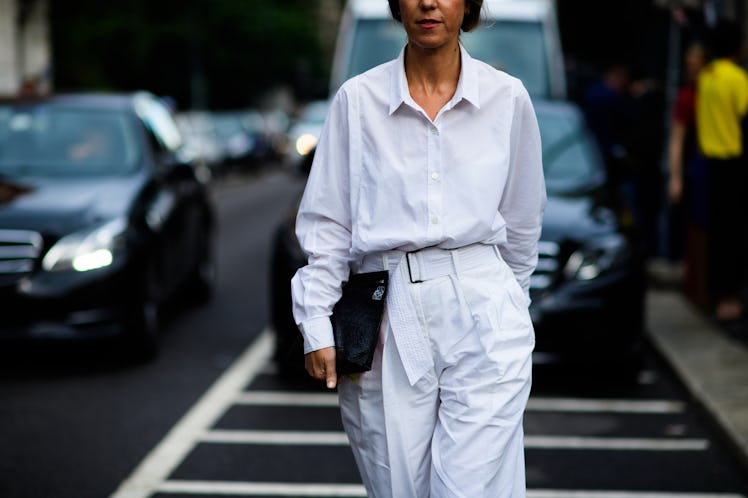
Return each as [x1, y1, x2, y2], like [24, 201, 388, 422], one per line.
[695, 19, 748, 322]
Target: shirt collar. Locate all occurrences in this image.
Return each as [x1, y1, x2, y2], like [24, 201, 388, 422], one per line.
[388, 44, 481, 116]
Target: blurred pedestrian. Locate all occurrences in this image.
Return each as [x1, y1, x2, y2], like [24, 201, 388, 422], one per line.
[666, 42, 709, 305]
[668, 43, 707, 207]
[583, 62, 638, 184]
[291, 0, 545, 496]
[583, 62, 660, 256]
[695, 19, 748, 321]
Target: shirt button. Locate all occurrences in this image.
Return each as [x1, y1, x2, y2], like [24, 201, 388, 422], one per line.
[431, 216, 440, 224]
[431, 171, 440, 181]
[430, 126, 439, 135]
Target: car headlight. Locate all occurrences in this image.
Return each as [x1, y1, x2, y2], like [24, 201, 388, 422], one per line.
[295, 133, 318, 156]
[42, 218, 127, 272]
[563, 234, 630, 281]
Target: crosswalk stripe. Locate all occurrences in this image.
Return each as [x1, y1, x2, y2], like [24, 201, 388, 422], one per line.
[110, 330, 275, 498]
[110, 327, 725, 498]
[155, 481, 744, 497]
[527, 492, 745, 498]
[157, 480, 366, 496]
[526, 398, 686, 414]
[202, 429, 349, 445]
[200, 429, 708, 451]
[524, 435, 709, 451]
[236, 391, 685, 414]
[236, 391, 339, 407]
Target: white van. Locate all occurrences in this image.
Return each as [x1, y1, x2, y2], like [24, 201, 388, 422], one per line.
[330, 0, 566, 100]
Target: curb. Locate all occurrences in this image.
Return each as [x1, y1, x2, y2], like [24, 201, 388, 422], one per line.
[646, 289, 748, 472]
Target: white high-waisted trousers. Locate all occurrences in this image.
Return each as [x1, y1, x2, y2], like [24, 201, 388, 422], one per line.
[338, 245, 534, 498]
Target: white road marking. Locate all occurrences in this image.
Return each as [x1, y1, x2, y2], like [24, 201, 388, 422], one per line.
[525, 436, 709, 451]
[201, 429, 350, 446]
[235, 391, 339, 407]
[110, 329, 275, 498]
[527, 492, 745, 498]
[109, 327, 720, 498]
[153, 481, 744, 498]
[526, 398, 686, 414]
[156, 480, 367, 496]
[199, 428, 708, 451]
[237, 391, 685, 414]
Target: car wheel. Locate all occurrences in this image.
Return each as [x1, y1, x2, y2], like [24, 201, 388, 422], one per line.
[126, 259, 162, 362]
[269, 228, 305, 376]
[600, 332, 645, 386]
[187, 223, 216, 305]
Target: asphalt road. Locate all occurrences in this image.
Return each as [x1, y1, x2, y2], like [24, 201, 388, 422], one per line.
[1, 169, 747, 498]
[0, 168, 306, 498]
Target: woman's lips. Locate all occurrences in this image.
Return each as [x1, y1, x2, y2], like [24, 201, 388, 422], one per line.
[416, 19, 440, 29]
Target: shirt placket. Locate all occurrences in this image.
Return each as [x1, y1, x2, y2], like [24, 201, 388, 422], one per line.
[426, 121, 443, 240]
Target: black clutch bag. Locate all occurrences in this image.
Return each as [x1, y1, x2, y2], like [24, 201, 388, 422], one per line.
[332, 271, 389, 375]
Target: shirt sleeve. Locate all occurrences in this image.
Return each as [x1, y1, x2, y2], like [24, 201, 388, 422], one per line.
[291, 89, 355, 354]
[497, 82, 547, 301]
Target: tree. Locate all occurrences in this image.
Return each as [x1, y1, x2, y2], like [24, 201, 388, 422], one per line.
[51, 0, 327, 109]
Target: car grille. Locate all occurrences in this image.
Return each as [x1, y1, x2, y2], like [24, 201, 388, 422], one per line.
[530, 240, 560, 299]
[0, 229, 43, 286]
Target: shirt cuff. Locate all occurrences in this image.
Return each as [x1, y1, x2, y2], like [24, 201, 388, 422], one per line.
[299, 316, 335, 354]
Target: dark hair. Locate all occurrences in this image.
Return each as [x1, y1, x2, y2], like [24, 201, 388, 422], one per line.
[709, 18, 743, 58]
[388, 0, 484, 32]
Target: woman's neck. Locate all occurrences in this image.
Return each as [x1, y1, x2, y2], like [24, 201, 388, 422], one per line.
[404, 40, 461, 120]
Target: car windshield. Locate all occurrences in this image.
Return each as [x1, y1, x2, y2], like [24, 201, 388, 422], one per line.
[345, 19, 406, 82]
[345, 19, 548, 97]
[0, 105, 139, 178]
[536, 108, 604, 194]
[462, 21, 548, 98]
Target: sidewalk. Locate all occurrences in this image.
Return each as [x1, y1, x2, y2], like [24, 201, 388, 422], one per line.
[646, 288, 748, 471]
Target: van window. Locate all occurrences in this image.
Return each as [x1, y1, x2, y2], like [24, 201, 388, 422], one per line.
[345, 19, 405, 82]
[342, 19, 549, 98]
[462, 21, 548, 98]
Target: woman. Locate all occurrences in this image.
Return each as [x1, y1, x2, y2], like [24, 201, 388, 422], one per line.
[291, 0, 546, 496]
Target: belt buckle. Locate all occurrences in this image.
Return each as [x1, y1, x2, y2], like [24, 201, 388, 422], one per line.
[405, 250, 423, 284]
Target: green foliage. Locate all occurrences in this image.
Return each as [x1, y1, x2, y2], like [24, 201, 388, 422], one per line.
[51, 0, 328, 109]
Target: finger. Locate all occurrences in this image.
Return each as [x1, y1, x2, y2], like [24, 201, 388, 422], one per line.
[324, 357, 337, 390]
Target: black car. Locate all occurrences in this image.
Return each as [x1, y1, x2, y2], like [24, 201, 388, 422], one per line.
[527, 100, 645, 375]
[0, 92, 216, 358]
[270, 99, 645, 376]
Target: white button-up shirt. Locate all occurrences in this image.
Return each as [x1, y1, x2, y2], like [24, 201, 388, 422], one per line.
[291, 45, 546, 357]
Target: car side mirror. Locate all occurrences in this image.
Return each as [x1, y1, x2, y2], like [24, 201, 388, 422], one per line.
[154, 149, 195, 177]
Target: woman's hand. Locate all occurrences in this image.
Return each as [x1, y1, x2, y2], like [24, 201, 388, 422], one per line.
[305, 346, 338, 389]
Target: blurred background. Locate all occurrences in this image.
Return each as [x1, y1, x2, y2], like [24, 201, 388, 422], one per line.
[4, 0, 746, 203]
[1, 1, 743, 108]
[3, 1, 746, 185]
